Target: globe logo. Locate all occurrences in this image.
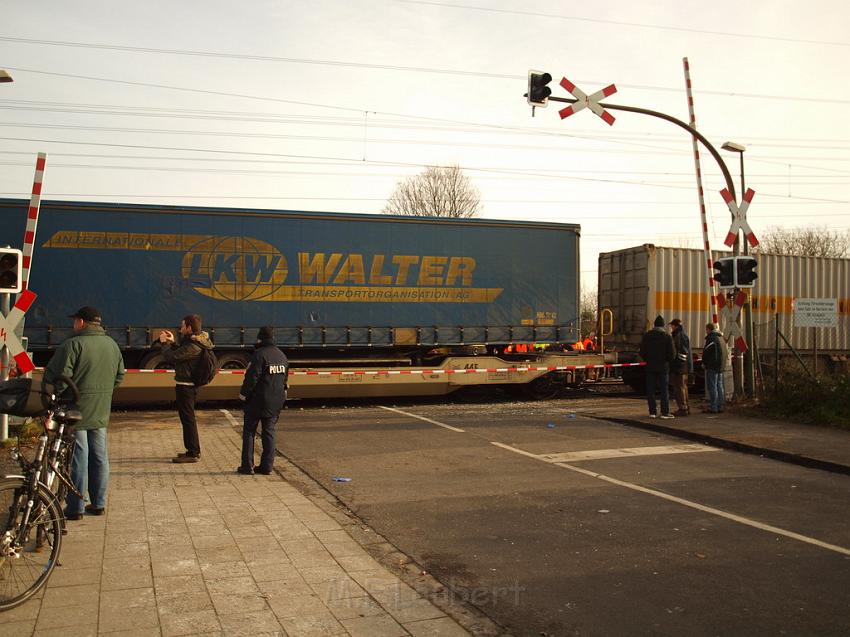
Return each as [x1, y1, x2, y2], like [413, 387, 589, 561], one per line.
[182, 236, 288, 301]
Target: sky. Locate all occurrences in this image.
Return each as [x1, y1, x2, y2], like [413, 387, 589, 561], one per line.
[2, 0, 848, 292]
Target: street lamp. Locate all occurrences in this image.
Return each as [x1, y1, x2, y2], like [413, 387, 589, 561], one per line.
[0, 70, 13, 83]
[721, 141, 755, 399]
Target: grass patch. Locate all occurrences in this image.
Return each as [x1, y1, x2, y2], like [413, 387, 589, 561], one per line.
[2, 418, 41, 448]
[763, 366, 850, 430]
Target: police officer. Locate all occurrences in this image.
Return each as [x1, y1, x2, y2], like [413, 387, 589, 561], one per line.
[237, 326, 289, 475]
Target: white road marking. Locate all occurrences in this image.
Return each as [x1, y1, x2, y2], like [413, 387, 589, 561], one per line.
[493, 442, 850, 557]
[378, 406, 466, 433]
[221, 408, 240, 427]
[540, 444, 718, 463]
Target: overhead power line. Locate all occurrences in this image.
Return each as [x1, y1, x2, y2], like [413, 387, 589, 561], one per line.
[396, 0, 850, 47]
[3, 38, 849, 104]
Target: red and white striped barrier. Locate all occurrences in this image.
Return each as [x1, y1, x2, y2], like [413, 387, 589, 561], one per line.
[682, 58, 719, 325]
[558, 77, 617, 126]
[21, 153, 47, 292]
[116, 361, 647, 377]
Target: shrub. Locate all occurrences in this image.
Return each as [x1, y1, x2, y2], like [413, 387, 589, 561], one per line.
[764, 366, 850, 429]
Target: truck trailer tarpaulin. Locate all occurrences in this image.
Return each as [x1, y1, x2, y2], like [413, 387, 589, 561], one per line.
[0, 199, 581, 356]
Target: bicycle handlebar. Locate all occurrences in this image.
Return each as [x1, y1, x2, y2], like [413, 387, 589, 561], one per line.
[40, 374, 81, 410]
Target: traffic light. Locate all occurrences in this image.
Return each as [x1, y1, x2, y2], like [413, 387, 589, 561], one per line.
[0, 248, 22, 294]
[527, 70, 552, 107]
[713, 257, 735, 288]
[736, 256, 758, 287]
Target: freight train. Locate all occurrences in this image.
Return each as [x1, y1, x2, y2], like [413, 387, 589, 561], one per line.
[599, 244, 850, 391]
[0, 198, 615, 400]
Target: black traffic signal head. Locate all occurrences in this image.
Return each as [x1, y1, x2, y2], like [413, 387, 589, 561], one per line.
[713, 257, 735, 288]
[0, 248, 22, 294]
[736, 256, 758, 287]
[527, 70, 552, 107]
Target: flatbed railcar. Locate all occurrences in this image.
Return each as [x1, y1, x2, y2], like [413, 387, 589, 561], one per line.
[2, 198, 611, 399]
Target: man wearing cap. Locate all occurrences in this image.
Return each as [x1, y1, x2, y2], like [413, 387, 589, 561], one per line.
[638, 315, 676, 419]
[44, 306, 125, 520]
[669, 318, 694, 416]
[236, 326, 288, 475]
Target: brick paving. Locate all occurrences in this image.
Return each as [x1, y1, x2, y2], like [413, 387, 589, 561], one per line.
[0, 410, 470, 636]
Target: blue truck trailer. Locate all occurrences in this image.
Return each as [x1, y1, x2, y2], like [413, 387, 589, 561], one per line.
[1, 198, 583, 376]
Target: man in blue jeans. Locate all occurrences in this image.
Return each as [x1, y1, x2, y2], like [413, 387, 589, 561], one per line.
[702, 323, 728, 413]
[639, 315, 676, 419]
[44, 306, 125, 520]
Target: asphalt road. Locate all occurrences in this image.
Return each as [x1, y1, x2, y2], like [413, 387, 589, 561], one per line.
[268, 389, 850, 637]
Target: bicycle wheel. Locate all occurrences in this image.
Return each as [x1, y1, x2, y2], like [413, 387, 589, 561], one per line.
[0, 478, 63, 611]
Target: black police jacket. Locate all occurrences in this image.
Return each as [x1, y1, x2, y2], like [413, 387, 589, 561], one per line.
[239, 340, 289, 418]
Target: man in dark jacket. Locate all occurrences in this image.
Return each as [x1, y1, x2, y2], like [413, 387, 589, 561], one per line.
[669, 318, 694, 416]
[44, 306, 124, 520]
[237, 326, 288, 475]
[159, 314, 214, 463]
[702, 323, 728, 413]
[639, 315, 676, 419]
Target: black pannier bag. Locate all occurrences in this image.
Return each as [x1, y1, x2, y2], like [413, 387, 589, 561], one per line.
[0, 378, 46, 417]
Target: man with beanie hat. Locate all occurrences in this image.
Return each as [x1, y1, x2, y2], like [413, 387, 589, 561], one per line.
[237, 326, 289, 475]
[44, 306, 125, 520]
[639, 315, 676, 419]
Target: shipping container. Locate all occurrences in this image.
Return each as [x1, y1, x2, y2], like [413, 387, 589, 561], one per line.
[0, 199, 582, 368]
[598, 244, 850, 370]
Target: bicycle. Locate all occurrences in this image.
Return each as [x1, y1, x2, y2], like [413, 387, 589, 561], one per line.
[0, 375, 82, 611]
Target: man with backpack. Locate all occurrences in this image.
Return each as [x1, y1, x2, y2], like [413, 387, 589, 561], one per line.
[159, 314, 215, 463]
[237, 326, 288, 475]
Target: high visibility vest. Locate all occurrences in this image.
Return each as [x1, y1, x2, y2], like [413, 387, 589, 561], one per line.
[573, 341, 585, 351]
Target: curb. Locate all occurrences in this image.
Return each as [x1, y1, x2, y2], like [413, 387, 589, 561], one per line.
[585, 414, 850, 477]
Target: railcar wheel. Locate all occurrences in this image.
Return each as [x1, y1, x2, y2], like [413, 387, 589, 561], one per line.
[521, 373, 562, 400]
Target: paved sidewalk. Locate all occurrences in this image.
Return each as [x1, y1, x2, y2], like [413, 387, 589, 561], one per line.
[0, 410, 471, 637]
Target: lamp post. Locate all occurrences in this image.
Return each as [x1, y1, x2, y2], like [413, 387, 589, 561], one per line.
[721, 141, 755, 398]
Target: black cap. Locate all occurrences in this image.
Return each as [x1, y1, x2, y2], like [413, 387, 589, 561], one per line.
[69, 306, 102, 323]
[257, 326, 275, 342]
[654, 315, 665, 327]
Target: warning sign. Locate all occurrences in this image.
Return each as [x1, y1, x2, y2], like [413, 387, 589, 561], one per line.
[794, 298, 838, 328]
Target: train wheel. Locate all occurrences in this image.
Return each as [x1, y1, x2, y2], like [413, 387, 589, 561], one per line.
[522, 374, 562, 400]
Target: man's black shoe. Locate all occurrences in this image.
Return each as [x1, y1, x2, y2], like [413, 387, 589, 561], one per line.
[253, 466, 273, 475]
[65, 511, 83, 521]
[172, 455, 199, 464]
[85, 504, 105, 516]
[176, 452, 200, 459]
[236, 466, 254, 475]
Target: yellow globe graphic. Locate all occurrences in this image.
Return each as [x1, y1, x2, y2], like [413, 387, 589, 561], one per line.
[182, 236, 288, 301]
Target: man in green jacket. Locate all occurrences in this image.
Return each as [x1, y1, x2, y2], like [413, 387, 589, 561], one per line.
[44, 306, 125, 520]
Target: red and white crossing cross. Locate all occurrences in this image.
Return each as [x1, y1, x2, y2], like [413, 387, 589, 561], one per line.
[558, 77, 617, 126]
[0, 289, 37, 374]
[720, 187, 759, 248]
[716, 290, 748, 353]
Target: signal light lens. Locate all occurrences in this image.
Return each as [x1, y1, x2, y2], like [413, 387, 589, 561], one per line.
[0, 248, 22, 293]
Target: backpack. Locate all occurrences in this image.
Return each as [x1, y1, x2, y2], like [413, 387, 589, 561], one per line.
[192, 346, 218, 387]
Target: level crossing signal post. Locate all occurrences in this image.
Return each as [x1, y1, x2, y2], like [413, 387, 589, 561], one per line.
[523, 69, 764, 400]
[0, 247, 23, 441]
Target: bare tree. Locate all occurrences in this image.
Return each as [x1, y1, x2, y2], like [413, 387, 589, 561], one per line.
[756, 226, 850, 258]
[382, 164, 482, 218]
[580, 288, 598, 338]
